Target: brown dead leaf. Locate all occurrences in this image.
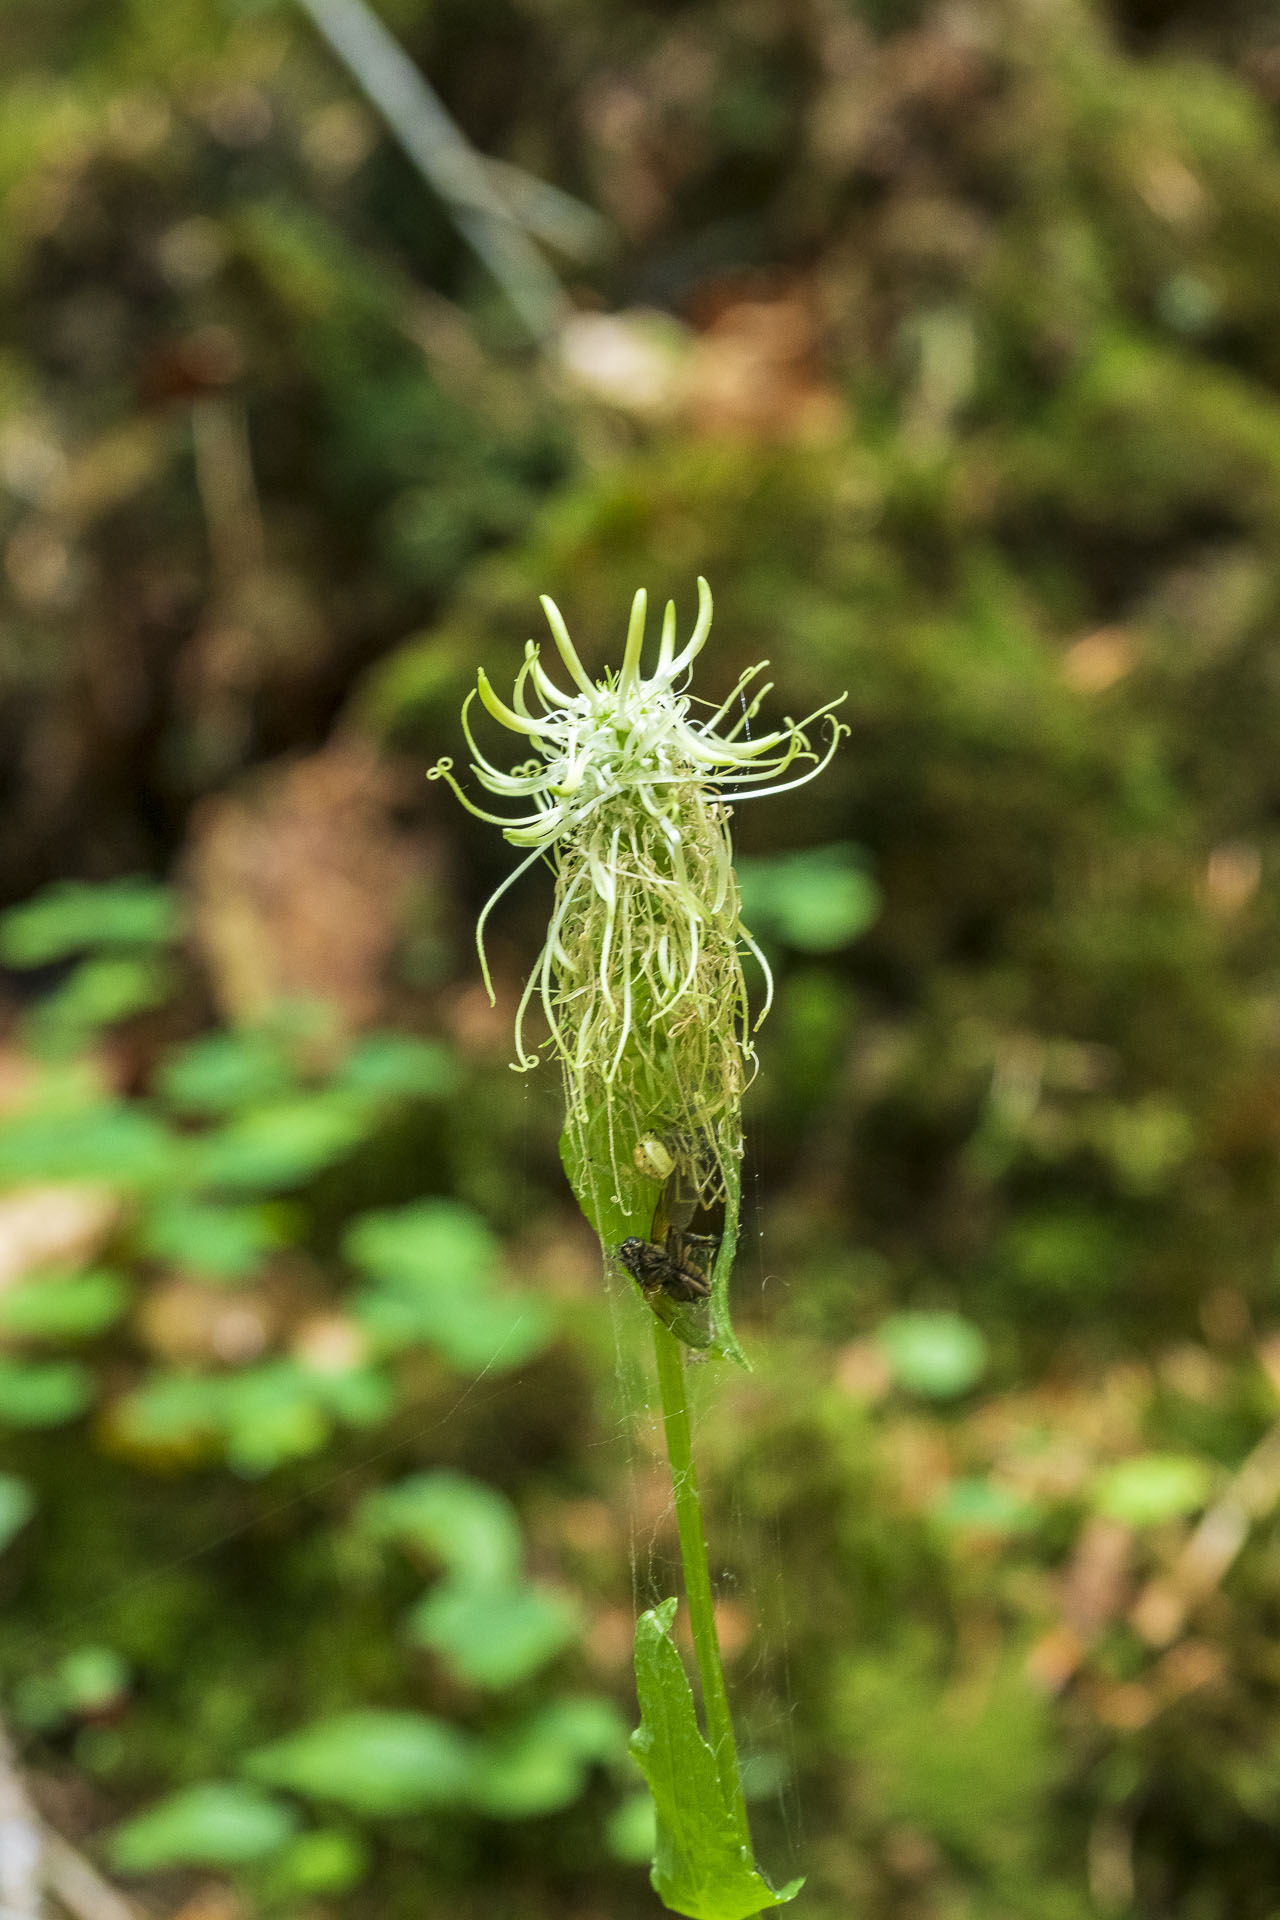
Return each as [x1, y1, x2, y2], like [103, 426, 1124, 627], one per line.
[585, 1605, 637, 1675]
[1153, 1638, 1224, 1704]
[1132, 1575, 1193, 1650]
[0, 1185, 119, 1292]
[138, 1280, 274, 1365]
[1258, 1331, 1280, 1397]
[682, 290, 841, 442]
[1155, 1348, 1225, 1412]
[445, 981, 516, 1059]
[1026, 1621, 1085, 1694]
[1061, 627, 1136, 694]
[186, 739, 428, 1037]
[883, 1417, 951, 1512]
[834, 1337, 892, 1403]
[1202, 844, 1261, 918]
[710, 1599, 752, 1662]
[1063, 1515, 1132, 1637]
[291, 1313, 369, 1373]
[1092, 1679, 1157, 1732]
[1137, 154, 1210, 229]
[881, 1825, 943, 1883]
[168, 1889, 245, 1920]
[554, 1498, 618, 1558]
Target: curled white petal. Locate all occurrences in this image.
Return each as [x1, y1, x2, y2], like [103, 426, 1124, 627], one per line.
[539, 594, 595, 696]
[665, 575, 714, 682]
[476, 668, 544, 736]
[619, 588, 647, 702]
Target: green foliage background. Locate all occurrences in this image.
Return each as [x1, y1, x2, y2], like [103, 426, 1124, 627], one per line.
[5, 0, 1280, 1914]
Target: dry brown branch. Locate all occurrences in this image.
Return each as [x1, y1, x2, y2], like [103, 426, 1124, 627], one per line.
[0, 1720, 42, 1920]
[39, 1831, 140, 1920]
[1132, 1417, 1280, 1647]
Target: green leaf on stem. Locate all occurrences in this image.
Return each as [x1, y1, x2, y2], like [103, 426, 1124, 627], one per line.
[358, 1468, 523, 1584]
[0, 1357, 93, 1427]
[346, 1203, 551, 1370]
[0, 878, 181, 965]
[407, 1577, 578, 1688]
[157, 1029, 301, 1115]
[195, 1095, 373, 1190]
[0, 1268, 128, 1339]
[630, 1600, 803, 1920]
[877, 1310, 988, 1400]
[111, 1782, 297, 1871]
[1093, 1453, 1213, 1525]
[469, 1696, 628, 1818]
[0, 1474, 35, 1551]
[244, 1710, 474, 1816]
[137, 1198, 290, 1282]
[737, 842, 879, 953]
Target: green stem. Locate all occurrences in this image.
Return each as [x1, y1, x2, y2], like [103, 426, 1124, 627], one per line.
[651, 1312, 751, 1844]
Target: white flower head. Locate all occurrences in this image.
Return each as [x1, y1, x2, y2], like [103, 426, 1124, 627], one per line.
[430, 579, 846, 1203]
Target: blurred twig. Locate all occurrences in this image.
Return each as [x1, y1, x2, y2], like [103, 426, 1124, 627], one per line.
[1131, 1415, 1280, 1647]
[477, 156, 610, 263]
[0, 1719, 42, 1920]
[295, 0, 586, 340]
[190, 397, 264, 584]
[39, 1832, 139, 1920]
[0, 1715, 143, 1920]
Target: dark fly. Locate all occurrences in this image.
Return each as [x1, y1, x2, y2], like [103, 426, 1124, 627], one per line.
[617, 1227, 716, 1304]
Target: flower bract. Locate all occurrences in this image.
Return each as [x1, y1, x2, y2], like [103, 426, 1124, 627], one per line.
[430, 579, 846, 1205]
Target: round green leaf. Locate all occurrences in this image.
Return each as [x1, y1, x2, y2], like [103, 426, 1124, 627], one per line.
[111, 1783, 297, 1872]
[354, 1285, 550, 1369]
[0, 1105, 178, 1186]
[267, 1829, 370, 1896]
[196, 1097, 373, 1191]
[358, 1470, 522, 1584]
[737, 844, 880, 953]
[934, 1478, 1041, 1534]
[244, 1711, 474, 1816]
[0, 879, 180, 966]
[137, 1199, 288, 1282]
[335, 1035, 457, 1099]
[607, 1790, 658, 1863]
[58, 1646, 128, 1712]
[31, 955, 171, 1035]
[1093, 1454, 1213, 1526]
[469, 1698, 626, 1820]
[0, 1474, 35, 1551]
[408, 1579, 579, 1688]
[344, 1200, 498, 1291]
[0, 1358, 93, 1427]
[0, 1269, 128, 1340]
[114, 1373, 224, 1450]
[876, 1311, 989, 1400]
[221, 1364, 331, 1475]
[157, 1031, 298, 1116]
